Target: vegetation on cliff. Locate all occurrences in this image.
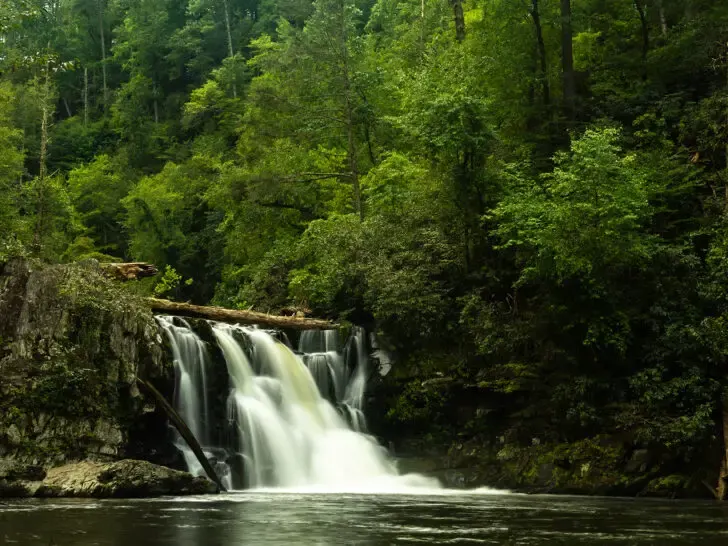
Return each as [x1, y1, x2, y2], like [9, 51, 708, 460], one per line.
[3, 0, 728, 495]
[0, 259, 171, 465]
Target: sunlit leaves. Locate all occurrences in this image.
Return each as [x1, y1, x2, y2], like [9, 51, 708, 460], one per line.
[494, 128, 654, 282]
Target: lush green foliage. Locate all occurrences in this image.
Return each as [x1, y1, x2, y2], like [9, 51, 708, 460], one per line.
[3, 0, 728, 470]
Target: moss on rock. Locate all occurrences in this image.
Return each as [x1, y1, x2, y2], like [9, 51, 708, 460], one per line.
[0, 257, 171, 466]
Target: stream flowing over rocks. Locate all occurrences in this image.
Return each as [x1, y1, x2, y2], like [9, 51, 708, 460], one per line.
[0, 258, 213, 497]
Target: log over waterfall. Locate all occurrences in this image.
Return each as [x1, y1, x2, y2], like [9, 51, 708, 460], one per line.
[148, 298, 338, 330]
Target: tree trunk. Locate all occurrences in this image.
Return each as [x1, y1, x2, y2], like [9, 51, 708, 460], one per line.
[339, 0, 362, 219]
[634, 1, 649, 62]
[98, 0, 108, 107]
[149, 298, 338, 330]
[560, 0, 575, 119]
[420, 0, 425, 48]
[34, 65, 52, 252]
[63, 97, 72, 118]
[222, 0, 237, 98]
[450, 0, 465, 42]
[725, 50, 728, 214]
[136, 378, 226, 493]
[656, 0, 667, 36]
[83, 67, 89, 126]
[718, 393, 728, 500]
[531, 0, 550, 107]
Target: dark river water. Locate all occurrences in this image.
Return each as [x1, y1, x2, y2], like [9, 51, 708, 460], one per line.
[2, 490, 728, 545]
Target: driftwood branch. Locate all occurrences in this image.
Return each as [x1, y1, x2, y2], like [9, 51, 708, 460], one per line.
[102, 262, 159, 281]
[136, 377, 226, 493]
[148, 298, 337, 330]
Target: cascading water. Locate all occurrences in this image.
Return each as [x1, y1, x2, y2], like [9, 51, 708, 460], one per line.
[158, 316, 440, 492]
[300, 328, 368, 432]
[156, 316, 233, 489]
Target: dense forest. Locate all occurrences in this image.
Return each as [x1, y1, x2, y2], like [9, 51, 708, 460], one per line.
[3, 0, 728, 494]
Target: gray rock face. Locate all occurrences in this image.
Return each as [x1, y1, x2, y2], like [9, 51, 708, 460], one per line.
[0, 258, 174, 468]
[35, 459, 217, 498]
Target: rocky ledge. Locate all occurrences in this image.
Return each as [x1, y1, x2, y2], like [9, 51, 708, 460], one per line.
[0, 459, 217, 498]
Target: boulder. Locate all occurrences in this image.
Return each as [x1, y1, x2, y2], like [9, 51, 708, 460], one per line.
[35, 459, 217, 498]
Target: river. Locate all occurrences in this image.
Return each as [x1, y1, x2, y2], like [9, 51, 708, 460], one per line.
[2, 491, 728, 545]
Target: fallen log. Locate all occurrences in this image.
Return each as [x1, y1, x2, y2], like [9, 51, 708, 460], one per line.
[148, 298, 337, 330]
[136, 377, 226, 493]
[102, 262, 159, 281]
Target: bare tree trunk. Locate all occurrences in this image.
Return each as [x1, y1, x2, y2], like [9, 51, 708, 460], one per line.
[531, 0, 550, 106]
[450, 0, 465, 42]
[39, 101, 49, 181]
[634, 1, 649, 59]
[634, 1, 649, 79]
[98, 0, 108, 107]
[339, 0, 362, 219]
[718, 394, 728, 500]
[656, 0, 667, 35]
[149, 298, 337, 329]
[420, 0, 425, 49]
[345, 98, 361, 219]
[34, 66, 52, 252]
[560, 0, 575, 119]
[136, 378, 226, 492]
[725, 49, 728, 214]
[62, 98, 72, 118]
[83, 67, 89, 126]
[222, 0, 237, 98]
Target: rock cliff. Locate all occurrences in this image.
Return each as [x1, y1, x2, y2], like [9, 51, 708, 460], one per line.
[0, 258, 206, 496]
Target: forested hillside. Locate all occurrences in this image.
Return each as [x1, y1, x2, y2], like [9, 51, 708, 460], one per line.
[3, 0, 728, 495]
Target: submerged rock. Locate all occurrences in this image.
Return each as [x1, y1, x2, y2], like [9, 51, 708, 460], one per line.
[35, 459, 217, 498]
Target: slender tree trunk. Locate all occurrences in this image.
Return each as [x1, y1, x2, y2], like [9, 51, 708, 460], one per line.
[136, 378, 226, 492]
[222, 0, 237, 98]
[62, 97, 72, 118]
[98, 0, 108, 107]
[344, 83, 361, 219]
[450, 0, 465, 42]
[420, 0, 425, 49]
[531, 0, 550, 107]
[718, 394, 728, 500]
[725, 52, 728, 213]
[634, 1, 649, 60]
[339, 0, 362, 219]
[83, 67, 89, 126]
[634, 1, 649, 80]
[656, 0, 667, 35]
[34, 66, 52, 252]
[560, 0, 575, 119]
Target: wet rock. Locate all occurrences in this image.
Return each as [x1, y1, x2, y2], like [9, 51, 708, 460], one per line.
[0, 258, 174, 466]
[625, 449, 651, 474]
[35, 460, 217, 498]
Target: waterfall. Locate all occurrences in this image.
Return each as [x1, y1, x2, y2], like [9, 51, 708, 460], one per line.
[158, 316, 440, 492]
